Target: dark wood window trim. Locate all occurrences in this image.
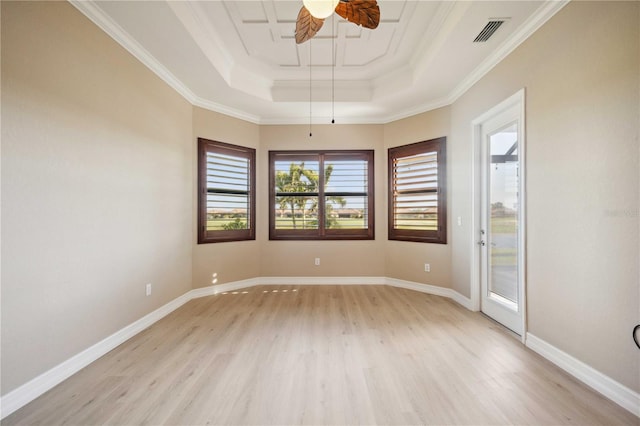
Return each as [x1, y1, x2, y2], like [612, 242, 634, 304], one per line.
[198, 138, 256, 244]
[269, 150, 375, 241]
[388, 137, 447, 244]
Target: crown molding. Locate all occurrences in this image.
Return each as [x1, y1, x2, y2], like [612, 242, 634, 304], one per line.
[166, 1, 235, 84]
[410, 2, 470, 79]
[376, 95, 454, 124]
[68, 0, 264, 125]
[68, 1, 196, 103]
[375, 0, 569, 124]
[192, 96, 262, 124]
[447, 0, 570, 105]
[69, 0, 569, 125]
[257, 115, 388, 126]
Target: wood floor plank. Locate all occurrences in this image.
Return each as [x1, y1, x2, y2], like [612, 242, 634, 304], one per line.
[4, 285, 637, 425]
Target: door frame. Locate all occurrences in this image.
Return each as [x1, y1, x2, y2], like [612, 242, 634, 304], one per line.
[470, 89, 526, 342]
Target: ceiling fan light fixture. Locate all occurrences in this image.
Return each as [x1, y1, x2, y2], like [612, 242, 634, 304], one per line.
[303, 0, 340, 19]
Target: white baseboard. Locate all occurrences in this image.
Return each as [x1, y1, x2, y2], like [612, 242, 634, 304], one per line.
[526, 333, 640, 417]
[386, 277, 473, 310]
[7, 282, 634, 420]
[261, 276, 386, 286]
[0, 275, 520, 419]
[449, 291, 474, 311]
[209, 277, 261, 295]
[0, 291, 193, 419]
[203, 276, 468, 308]
[385, 277, 452, 297]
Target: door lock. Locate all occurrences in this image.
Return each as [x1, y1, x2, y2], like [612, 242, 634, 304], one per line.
[479, 229, 486, 246]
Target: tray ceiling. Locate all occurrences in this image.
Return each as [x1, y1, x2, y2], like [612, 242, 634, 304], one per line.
[72, 1, 567, 124]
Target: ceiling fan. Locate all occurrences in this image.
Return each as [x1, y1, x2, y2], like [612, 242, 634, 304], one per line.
[295, 0, 380, 44]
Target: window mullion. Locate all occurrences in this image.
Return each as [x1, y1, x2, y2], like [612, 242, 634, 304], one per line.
[318, 154, 325, 237]
[270, 149, 374, 240]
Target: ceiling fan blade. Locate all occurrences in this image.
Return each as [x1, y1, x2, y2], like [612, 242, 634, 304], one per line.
[335, 0, 380, 29]
[295, 6, 325, 44]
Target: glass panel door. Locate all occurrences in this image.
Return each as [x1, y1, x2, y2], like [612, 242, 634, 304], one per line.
[488, 124, 519, 309]
[477, 92, 525, 336]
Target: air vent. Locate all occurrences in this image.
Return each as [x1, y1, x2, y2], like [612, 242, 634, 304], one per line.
[473, 20, 505, 42]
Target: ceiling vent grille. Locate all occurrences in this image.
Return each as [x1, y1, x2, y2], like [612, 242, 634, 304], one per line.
[473, 20, 505, 42]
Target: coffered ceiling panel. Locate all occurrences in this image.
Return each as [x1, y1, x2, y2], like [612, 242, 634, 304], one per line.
[74, 0, 568, 124]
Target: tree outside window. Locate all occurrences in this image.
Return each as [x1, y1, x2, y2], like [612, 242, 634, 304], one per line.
[269, 150, 374, 240]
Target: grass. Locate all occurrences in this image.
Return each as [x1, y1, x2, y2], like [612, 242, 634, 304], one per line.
[207, 217, 369, 230]
[206, 218, 247, 230]
[491, 216, 517, 234]
[491, 248, 517, 266]
[274, 217, 367, 229]
[207, 216, 516, 234]
[488, 217, 518, 265]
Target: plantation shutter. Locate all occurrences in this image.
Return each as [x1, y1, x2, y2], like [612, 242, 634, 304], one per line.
[269, 150, 374, 240]
[388, 137, 447, 244]
[198, 139, 255, 244]
[324, 154, 370, 230]
[392, 151, 439, 231]
[205, 150, 251, 231]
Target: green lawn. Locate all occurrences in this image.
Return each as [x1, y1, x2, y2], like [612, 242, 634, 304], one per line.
[395, 219, 437, 231]
[274, 217, 367, 229]
[490, 216, 517, 266]
[491, 248, 517, 266]
[208, 216, 513, 233]
[207, 217, 369, 230]
[491, 216, 517, 234]
[206, 218, 247, 230]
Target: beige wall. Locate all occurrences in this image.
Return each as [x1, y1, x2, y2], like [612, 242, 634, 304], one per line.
[448, 1, 639, 392]
[194, 113, 454, 286]
[259, 124, 386, 278]
[2, 0, 638, 404]
[191, 107, 260, 287]
[1, 2, 193, 394]
[384, 107, 452, 287]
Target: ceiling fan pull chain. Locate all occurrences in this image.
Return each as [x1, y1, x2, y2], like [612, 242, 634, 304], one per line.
[309, 38, 312, 137]
[331, 13, 335, 124]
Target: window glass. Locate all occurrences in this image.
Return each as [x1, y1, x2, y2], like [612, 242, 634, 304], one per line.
[388, 138, 446, 244]
[198, 138, 256, 243]
[270, 150, 374, 240]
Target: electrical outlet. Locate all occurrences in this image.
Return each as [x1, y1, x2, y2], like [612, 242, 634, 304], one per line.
[146, 283, 152, 296]
[424, 263, 430, 272]
[315, 258, 320, 266]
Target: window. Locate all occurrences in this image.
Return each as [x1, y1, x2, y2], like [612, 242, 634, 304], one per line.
[269, 150, 374, 240]
[388, 137, 447, 244]
[198, 138, 255, 244]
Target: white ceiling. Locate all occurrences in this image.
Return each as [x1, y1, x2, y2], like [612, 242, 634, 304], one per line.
[71, 0, 567, 124]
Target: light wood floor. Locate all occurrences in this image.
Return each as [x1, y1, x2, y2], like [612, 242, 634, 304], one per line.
[4, 285, 637, 425]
